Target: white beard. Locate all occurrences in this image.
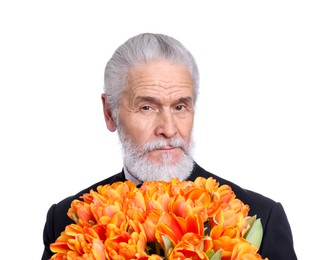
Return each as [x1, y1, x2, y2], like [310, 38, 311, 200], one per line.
[117, 127, 194, 182]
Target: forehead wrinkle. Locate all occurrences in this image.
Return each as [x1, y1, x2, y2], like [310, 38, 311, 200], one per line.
[132, 87, 192, 103]
[126, 64, 194, 103]
[133, 78, 192, 90]
[129, 82, 193, 108]
[133, 83, 192, 100]
[129, 69, 192, 87]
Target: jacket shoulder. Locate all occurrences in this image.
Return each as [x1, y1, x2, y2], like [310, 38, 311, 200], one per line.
[43, 172, 125, 249]
[189, 163, 276, 220]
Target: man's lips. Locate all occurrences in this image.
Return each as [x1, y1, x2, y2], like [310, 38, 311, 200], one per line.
[150, 146, 179, 152]
[158, 146, 175, 150]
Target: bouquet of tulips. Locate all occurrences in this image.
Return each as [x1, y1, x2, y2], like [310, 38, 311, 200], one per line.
[50, 177, 267, 259]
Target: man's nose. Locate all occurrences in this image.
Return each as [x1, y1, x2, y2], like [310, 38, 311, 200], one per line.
[155, 109, 177, 138]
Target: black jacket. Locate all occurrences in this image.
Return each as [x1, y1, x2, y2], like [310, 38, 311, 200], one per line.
[42, 163, 297, 259]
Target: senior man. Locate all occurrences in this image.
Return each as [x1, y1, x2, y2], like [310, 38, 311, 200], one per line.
[42, 33, 297, 259]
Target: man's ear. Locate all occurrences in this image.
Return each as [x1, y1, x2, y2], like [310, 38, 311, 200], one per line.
[101, 94, 117, 132]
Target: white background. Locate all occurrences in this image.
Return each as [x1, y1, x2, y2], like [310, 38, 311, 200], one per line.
[1, 1, 329, 259]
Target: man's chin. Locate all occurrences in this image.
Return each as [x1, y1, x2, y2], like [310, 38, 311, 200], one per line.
[147, 159, 180, 167]
[147, 152, 184, 165]
[126, 154, 194, 182]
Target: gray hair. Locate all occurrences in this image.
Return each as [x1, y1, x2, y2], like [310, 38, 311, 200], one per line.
[103, 33, 199, 121]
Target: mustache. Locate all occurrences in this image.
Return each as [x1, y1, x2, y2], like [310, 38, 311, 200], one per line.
[142, 137, 186, 153]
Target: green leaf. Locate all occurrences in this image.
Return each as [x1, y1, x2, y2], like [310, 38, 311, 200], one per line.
[209, 249, 222, 260]
[245, 215, 257, 231]
[245, 217, 263, 248]
[162, 235, 173, 259]
[206, 249, 214, 258]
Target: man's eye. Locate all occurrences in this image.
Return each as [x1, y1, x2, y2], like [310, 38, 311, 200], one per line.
[175, 105, 185, 111]
[141, 105, 152, 111]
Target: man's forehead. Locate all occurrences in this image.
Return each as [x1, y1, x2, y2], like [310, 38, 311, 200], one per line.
[125, 84, 193, 101]
[124, 60, 194, 102]
[128, 60, 192, 81]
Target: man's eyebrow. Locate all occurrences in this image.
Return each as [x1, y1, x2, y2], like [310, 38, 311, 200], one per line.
[135, 96, 160, 104]
[135, 96, 193, 105]
[177, 97, 193, 104]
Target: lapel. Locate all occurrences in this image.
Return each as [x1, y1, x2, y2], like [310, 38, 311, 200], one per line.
[187, 162, 210, 181]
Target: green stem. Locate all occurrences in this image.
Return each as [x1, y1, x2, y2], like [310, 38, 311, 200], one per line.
[156, 242, 161, 256]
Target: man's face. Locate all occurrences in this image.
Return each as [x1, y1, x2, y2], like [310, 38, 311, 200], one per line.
[117, 60, 195, 166]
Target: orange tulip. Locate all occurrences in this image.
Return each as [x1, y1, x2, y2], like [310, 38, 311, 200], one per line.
[155, 212, 185, 246]
[144, 190, 171, 212]
[231, 238, 267, 260]
[142, 211, 162, 242]
[128, 190, 147, 211]
[97, 208, 126, 230]
[186, 187, 211, 206]
[168, 233, 211, 260]
[50, 177, 267, 259]
[211, 236, 235, 259]
[50, 223, 106, 259]
[169, 192, 209, 223]
[217, 185, 236, 205]
[68, 200, 95, 224]
[184, 213, 205, 236]
[136, 254, 163, 260]
[104, 229, 148, 259]
[170, 194, 194, 218]
[50, 224, 84, 254]
[91, 239, 106, 260]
